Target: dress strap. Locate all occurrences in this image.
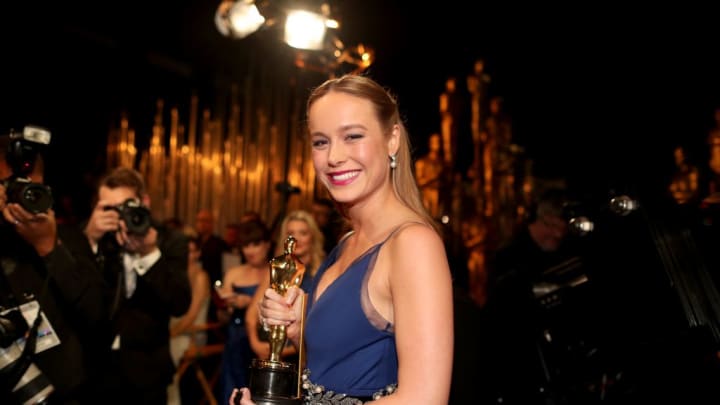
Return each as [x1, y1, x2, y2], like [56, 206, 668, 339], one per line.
[378, 221, 429, 245]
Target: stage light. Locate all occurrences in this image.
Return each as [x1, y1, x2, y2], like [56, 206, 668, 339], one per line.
[569, 216, 595, 236]
[215, 0, 373, 75]
[284, 9, 327, 50]
[609, 195, 639, 216]
[215, 0, 266, 39]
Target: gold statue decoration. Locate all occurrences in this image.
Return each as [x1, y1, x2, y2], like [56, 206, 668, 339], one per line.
[415, 133, 445, 219]
[268, 236, 305, 362]
[248, 235, 306, 405]
[669, 145, 700, 205]
[439, 76, 460, 169]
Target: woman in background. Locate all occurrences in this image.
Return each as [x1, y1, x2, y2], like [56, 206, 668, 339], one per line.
[168, 228, 211, 405]
[219, 219, 271, 403]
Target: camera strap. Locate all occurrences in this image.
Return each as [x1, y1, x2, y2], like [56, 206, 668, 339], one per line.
[0, 269, 49, 393]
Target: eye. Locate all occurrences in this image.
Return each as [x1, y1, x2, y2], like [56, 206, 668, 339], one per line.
[311, 137, 328, 148]
[345, 133, 364, 141]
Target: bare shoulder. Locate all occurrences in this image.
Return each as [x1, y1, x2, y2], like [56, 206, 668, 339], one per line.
[385, 222, 450, 286]
[224, 263, 249, 281]
[387, 222, 446, 260]
[197, 270, 211, 288]
[224, 264, 242, 277]
[393, 222, 443, 245]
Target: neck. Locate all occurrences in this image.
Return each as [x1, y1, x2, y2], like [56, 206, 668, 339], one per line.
[345, 185, 398, 230]
[247, 263, 267, 272]
[299, 253, 312, 267]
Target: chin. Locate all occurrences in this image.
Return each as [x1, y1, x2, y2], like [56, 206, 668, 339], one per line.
[326, 189, 354, 204]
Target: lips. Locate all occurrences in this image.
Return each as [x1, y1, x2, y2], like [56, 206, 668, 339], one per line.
[327, 170, 359, 186]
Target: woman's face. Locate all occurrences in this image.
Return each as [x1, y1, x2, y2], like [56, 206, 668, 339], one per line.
[285, 219, 312, 259]
[241, 240, 271, 267]
[308, 91, 395, 205]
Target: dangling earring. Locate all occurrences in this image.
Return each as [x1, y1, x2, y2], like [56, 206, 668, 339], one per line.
[389, 154, 397, 169]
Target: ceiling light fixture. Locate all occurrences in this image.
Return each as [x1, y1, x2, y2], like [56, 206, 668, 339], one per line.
[215, 0, 373, 75]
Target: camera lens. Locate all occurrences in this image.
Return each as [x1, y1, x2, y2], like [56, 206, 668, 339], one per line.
[119, 199, 151, 235]
[5, 180, 53, 214]
[20, 183, 53, 214]
[128, 209, 149, 230]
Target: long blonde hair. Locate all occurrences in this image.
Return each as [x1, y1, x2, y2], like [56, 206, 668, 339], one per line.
[306, 74, 438, 232]
[275, 210, 326, 276]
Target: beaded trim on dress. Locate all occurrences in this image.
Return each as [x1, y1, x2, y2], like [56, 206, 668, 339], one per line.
[301, 369, 397, 404]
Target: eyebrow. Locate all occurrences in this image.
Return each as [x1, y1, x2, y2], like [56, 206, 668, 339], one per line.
[310, 123, 368, 137]
[339, 123, 367, 131]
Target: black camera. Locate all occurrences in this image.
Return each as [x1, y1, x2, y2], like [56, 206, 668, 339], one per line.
[2, 126, 53, 214]
[104, 198, 152, 235]
[0, 308, 54, 404]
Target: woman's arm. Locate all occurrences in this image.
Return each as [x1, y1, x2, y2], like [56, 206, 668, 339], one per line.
[171, 270, 210, 337]
[228, 290, 254, 310]
[379, 225, 454, 404]
[221, 265, 253, 311]
[246, 277, 271, 359]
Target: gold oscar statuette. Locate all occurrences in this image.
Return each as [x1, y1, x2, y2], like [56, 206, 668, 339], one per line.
[247, 235, 305, 405]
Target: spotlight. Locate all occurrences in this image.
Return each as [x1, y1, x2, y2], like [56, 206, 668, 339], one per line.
[214, 0, 374, 75]
[569, 216, 594, 236]
[215, 0, 266, 39]
[609, 195, 639, 216]
[284, 9, 330, 51]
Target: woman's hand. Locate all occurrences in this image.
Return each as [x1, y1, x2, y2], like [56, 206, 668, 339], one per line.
[229, 387, 255, 405]
[259, 286, 304, 343]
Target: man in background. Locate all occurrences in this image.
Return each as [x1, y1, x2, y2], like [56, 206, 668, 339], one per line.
[195, 209, 228, 285]
[311, 198, 343, 255]
[71, 167, 190, 404]
[482, 187, 586, 404]
[0, 130, 103, 404]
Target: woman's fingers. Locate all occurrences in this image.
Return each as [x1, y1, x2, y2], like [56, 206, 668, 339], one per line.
[228, 387, 255, 405]
[240, 387, 254, 404]
[261, 288, 298, 324]
[285, 286, 301, 305]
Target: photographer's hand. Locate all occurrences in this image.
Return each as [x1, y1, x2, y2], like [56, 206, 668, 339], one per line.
[85, 199, 120, 248]
[3, 202, 57, 256]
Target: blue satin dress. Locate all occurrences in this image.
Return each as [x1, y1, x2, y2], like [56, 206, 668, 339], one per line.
[304, 232, 399, 398]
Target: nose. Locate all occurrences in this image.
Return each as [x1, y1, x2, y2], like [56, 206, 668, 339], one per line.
[327, 142, 346, 167]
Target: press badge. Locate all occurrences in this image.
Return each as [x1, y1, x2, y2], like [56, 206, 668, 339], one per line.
[1, 300, 61, 353]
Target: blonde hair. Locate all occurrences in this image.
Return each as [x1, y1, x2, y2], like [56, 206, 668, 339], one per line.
[275, 210, 326, 276]
[306, 74, 437, 232]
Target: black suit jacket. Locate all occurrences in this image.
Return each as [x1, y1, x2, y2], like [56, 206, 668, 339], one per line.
[0, 224, 104, 404]
[63, 220, 191, 396]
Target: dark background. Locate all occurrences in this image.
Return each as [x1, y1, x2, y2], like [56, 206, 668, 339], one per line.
[2, 2, 720, 210]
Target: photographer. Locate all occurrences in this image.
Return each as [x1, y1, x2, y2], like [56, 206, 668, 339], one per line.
[68, 166, 191, 404]
[0, 129, 104, 404]
[482, 187, 588, 404]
